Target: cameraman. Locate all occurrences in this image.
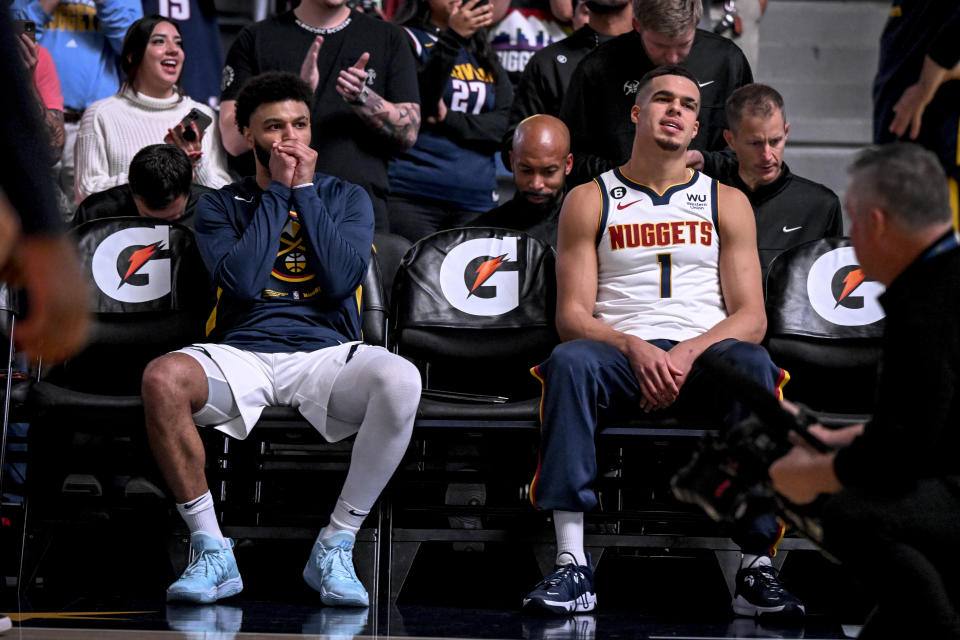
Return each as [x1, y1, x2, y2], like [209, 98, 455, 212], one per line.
[770, 143, 960, 639]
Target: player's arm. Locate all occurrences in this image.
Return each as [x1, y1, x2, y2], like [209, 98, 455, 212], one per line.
[555, 182, 681, 411]
[193, 188, 290, 302]
[668, 184, 766, 379]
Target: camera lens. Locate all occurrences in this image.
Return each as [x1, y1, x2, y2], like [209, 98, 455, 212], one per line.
[182, 128, 196, 142]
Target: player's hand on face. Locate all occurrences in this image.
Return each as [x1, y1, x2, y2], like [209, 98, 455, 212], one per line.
[336, 52, 371, 104]
[624, 336, 681, 412]
[164, 123, 204, 164]
[449, 0, 495, 39]
[276, 138, 318, 186]
[269, 142, 298, 187]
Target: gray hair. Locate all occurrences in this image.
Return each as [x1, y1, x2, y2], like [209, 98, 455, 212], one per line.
[847, 143, 951, 230]
[633, 0, 702, 35]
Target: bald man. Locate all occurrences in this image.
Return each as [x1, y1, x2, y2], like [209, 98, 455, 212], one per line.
[468, 115, 572, 247]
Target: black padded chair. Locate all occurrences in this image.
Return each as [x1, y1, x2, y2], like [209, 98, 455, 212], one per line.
[764, 237, 884, 417]
[372, 231, 412, 310]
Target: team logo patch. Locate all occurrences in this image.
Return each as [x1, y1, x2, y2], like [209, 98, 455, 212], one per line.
[91, 226, 172, 303]
[556, 54, 567, 64]
[623, 80, 640, 95]
[807, 247, 884, 326]
[439, 236, 521, 316]
[609, 186, 627, 199]
[365, 68, 377, 86]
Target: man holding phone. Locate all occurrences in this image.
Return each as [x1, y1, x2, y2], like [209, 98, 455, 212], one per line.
[11, 0, 142, 210]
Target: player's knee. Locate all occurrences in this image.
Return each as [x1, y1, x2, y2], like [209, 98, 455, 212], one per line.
[142, 354, 203, 410]
[720, 341, 775, 377]
[547, 339, 607, 376]
[370, 354, 422, 421]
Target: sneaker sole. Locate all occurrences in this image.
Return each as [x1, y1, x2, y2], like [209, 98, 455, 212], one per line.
[732, 595, 805, 617]
[303, 560, 369, 607]
[166, 576, 244, 604]
[523, 592, 597, 615]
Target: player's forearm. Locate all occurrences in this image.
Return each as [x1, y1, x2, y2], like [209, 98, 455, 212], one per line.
[350, 93, 421, 150]
[557, 305, 635, 353]
[683, 306, 767, 357]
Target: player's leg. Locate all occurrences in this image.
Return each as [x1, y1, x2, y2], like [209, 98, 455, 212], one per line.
[143, 347, 265, 604]
[678, 339, 804, 616]
[524, 338, 641, 614]
[298, 345, 421, 607]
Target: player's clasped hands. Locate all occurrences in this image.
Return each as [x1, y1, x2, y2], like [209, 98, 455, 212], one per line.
[625, 336, 682, 412]
[270, 139, 318, 188]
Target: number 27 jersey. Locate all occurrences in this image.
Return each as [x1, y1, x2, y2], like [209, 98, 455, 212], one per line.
[594, 168, 727, 342]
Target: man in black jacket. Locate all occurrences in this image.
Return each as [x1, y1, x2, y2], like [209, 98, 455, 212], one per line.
[470, 114, 571, 247]
[72, 145, 211, 228]
[501, 0, 633, 160]
[559, 0, 751, 186]
[704, 84, 843, 283]
[771, 143, 960, 639]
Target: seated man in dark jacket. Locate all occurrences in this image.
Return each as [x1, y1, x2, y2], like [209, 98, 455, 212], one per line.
[71, 144, 211, 228]
[702, 84, 843, 283]
[468, 114, 571, 247]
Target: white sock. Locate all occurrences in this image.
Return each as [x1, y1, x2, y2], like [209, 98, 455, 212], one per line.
[554, 510, 587, 567]
[741, 553, 772, 569]
[176, 491, 225, 544]
[325, 496, 368, 538]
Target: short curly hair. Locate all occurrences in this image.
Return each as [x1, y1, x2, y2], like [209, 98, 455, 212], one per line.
[234, 71, 313, 133]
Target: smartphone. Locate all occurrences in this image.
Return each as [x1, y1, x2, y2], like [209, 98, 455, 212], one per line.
[178, 108, 213, 142]
[12, 20, 36, 42]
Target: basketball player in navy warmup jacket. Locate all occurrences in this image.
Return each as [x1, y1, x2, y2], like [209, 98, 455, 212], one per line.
[523, 65, 802, 617]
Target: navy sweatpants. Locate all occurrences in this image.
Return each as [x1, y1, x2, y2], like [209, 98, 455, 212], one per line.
[530, 337, 788, 555]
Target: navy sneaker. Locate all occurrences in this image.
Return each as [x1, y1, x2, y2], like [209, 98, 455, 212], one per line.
[733, 561, 805, 617]
[523, 552, 597, 615]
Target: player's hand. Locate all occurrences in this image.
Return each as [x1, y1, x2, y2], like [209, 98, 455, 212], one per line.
[449, 0, 494, 39]
[664, 339, 701, 390]
[299, 36, 324, 93]
[164, 123, 204, 165]
[269, 142, 298, 187]
[12, 235, 91, 365]
[276, 138, 318, 187]
[337, 52, 371, 104]
[624, 336, 681, 412]
[17, 34, 39, 75]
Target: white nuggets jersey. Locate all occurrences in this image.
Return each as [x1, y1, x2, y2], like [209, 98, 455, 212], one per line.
[594, 168, 727, 342]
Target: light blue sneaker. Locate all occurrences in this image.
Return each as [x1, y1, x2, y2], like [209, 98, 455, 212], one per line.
[167, 532, 243, 604]
[302, 528, 369, 607]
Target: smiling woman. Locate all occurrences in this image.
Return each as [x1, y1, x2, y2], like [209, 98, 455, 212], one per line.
[73, 14, 233, 204]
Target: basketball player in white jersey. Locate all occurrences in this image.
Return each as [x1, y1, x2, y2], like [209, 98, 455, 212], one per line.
[523, 66, 803, 617]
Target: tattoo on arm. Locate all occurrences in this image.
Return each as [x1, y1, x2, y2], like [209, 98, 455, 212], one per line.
[352, 90, 421, 149]
[45, 109, 65, 163]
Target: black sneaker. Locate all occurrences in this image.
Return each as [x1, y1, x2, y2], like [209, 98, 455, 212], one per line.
[732, 562, 805, 617]
[523, 552, 597, 615]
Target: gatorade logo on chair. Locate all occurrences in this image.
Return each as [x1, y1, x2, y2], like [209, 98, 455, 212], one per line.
[807, 247, 884, 326]
[91, 226, 172, 303]
[439, 236, 521, 316]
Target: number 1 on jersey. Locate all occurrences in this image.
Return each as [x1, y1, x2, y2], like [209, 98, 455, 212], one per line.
[657, 253, 672, 297]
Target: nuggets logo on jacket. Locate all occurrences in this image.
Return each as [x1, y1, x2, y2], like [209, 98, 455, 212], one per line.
[439, 236, 521, 316]
[91, 226, 172, 303]
[807, 247, 884, 326]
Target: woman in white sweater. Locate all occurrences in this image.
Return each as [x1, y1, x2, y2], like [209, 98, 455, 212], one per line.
[74, 15, 232, 203]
